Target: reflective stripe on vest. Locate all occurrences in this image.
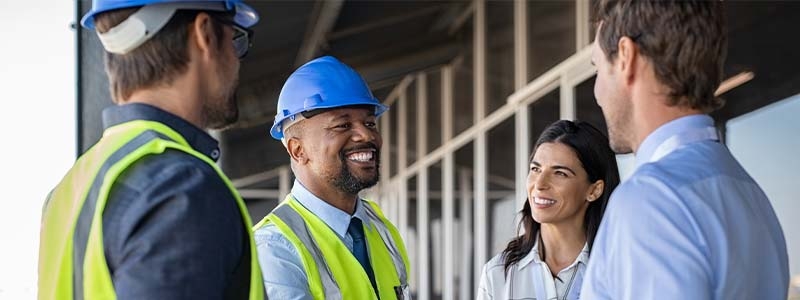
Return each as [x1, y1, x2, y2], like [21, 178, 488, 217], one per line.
[271, 205, 343, 300]
[258, 195, 410, 300]
[39, 120, 265, 300]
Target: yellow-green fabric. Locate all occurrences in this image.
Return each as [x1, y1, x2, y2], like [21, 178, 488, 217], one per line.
[39, 120, 264, 300]
[254, 195, 410, 300]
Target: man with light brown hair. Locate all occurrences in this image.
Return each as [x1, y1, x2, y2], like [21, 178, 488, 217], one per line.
[582, 1, 789, 299]
[39, 1, 265, 299]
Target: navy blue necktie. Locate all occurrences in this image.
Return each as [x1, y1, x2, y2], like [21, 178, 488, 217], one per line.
[348, 217, 379, 296]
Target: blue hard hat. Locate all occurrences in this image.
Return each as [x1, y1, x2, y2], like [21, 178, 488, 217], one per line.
[270, 56, 389, 140]
[81, 0, 259, 29]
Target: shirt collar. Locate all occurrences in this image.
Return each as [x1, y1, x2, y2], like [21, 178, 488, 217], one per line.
[290, 180, 373, 239]
[518, 233, 590, 269]
[102, 103, 222, 161]
[635, 114, 715, 168]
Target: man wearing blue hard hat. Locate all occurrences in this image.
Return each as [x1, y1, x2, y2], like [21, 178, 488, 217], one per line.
[39, 1, 264, 299]
[253, 56, 412, 300]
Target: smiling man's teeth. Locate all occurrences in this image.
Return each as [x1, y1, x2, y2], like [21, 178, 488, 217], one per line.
[534, 197, 555, 205]
[348, 151, 373, 162]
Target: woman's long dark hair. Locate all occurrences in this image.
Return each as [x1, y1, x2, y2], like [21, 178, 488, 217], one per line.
[502, 120, 620, 276]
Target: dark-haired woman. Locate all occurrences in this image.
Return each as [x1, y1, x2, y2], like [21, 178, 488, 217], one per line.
[478, 120, 620, 300]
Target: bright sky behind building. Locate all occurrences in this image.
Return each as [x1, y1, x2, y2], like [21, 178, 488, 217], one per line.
[0, 2, 75, 298]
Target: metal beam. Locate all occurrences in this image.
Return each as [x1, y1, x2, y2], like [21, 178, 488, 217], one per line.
[514, 0, 528, 90]
[417, 168, 430, 300]
[231, 166, 288, 188]
[294, 0, 343, 67]
[238, 189, 282, 199]
[380, 99, 392, 205]
[442, 64, 456, 300]
[416, 71, 430, 299]
[459, 168, 473, 300]
[475, 1, 489, 277]
[398, 89, 409, 239]
[442, 65, 454, 142]
[417, 73, 428, 157]
[576, 0, 591, 51]
[560, 75, 576, 120]
[474, 0, 487, 122]
[515, 106, 530, 211]
[473, 132, 488, 287]
[448, 2, 475, 36]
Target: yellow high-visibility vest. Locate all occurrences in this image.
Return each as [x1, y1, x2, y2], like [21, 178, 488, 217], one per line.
[254, 195, 411, 300]
[39, 120, 264, 300]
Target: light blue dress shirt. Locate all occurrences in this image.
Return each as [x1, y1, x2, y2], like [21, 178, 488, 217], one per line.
[581, 115, 789, 299]
[254, 180, 374, 300]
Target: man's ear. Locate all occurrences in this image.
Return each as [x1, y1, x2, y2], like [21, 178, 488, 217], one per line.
[190, 12, 216, 60]
[286, 137, 308, 165]
[586, 180, 605, 202]
[617, 36, 638, 84]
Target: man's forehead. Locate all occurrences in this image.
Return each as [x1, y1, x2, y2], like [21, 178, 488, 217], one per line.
[308, 106, 376, 120]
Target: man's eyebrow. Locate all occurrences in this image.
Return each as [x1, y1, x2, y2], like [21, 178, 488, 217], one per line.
[329, 113, 351, 122]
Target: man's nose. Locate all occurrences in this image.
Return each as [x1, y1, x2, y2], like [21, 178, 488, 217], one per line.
[352, 124, 377, 142]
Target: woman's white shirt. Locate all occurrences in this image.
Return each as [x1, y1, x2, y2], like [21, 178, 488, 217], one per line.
[478, 240, 589, 300]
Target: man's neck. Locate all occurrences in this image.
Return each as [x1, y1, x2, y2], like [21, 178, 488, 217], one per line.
[630, 91, 702, 153]
[122, 75, 205, 129]
[296, 176, 359, 215]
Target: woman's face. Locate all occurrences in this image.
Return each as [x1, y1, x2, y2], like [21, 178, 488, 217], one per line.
[527, 142, 602, 226]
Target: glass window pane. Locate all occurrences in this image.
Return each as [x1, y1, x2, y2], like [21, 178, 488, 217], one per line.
[487, 1, 515, 114]
[454, 142, 474, 299]
[487, 118, 517, 257]
[527, 88, 561, 149]
[454, 50, 474, 137]
[406, 81, 417, 167]
[527, 1, 576, 81]
[427, 70, 443, 153]
[727, 94, 800, 290]
[389, 100, 399, 177]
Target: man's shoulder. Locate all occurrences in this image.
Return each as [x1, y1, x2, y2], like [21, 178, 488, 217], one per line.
[644, 141, 750, 183]
[254, 221, 297, 250]
[118, 149, 221, 190]
[254, 222, 282, 240]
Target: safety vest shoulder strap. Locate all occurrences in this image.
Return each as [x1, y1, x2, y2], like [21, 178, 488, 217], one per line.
[361, 200, 409, 287]
[72, 120, 262, 300]
[269, 204, 342, 300]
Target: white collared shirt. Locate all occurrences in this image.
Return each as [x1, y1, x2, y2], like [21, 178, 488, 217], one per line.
[254, 180, 374, 300]
[478, 238, 589, 300]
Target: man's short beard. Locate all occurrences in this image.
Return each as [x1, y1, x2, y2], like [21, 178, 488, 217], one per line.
[333, 151, 380, 195]
[205, 91, 239, 130]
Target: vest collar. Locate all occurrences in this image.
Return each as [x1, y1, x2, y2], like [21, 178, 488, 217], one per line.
[291, 180, 374, 239]
[102, 103, 221, 161]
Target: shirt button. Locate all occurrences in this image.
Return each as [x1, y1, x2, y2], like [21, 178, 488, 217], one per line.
[211, 149, 220, 159]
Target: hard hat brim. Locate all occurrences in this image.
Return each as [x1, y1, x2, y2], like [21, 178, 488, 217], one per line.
[81, 0, 259, 30]
[270, 101, 389, 140]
